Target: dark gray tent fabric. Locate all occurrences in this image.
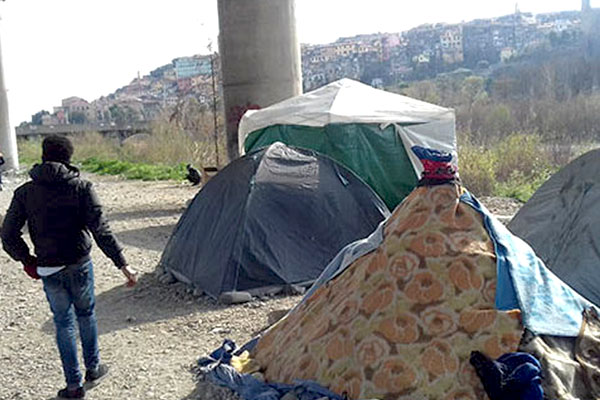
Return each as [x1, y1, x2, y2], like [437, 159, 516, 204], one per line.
[508, 149, 600, 307]
[159, 142, 390, 298]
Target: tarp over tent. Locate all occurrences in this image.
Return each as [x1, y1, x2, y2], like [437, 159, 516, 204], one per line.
[508, 149, 600, 307]
[158, 142, 390, 298]
[239, 78, 456, 209]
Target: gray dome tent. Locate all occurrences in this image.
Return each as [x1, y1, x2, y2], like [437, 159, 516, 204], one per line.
[508, 149, 600, 306]
[159, 142, 390, 298]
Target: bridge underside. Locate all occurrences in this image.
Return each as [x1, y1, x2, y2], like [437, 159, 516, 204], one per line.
[16, 122, 152, 142]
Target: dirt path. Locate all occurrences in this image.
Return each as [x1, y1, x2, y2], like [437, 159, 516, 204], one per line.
[0, 172, 522, 400]
[0, 173, 300, 400]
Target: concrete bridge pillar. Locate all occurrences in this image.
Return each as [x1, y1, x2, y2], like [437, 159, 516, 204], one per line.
[582, 0, 600, 61]
[0, 30, 18, 170]
[217, 0, 302, 161]
[582, 0, 591, 12]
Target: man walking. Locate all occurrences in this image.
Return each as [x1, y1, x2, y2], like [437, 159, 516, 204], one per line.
[1, 135, 138, 399]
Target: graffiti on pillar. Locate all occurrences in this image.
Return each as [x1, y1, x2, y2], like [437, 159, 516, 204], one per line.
[228, 102, 261, 127]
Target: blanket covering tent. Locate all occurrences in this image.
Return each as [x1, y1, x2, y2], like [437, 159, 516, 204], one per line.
[251, 184, 523, 399]
[200, 179, 593, 399]
[508, 149, 600, 307]
[159, 142, 389, 298]
[239, 79, 456, 209]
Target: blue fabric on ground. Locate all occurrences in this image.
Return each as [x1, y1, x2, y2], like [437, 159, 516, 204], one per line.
[198, 340, 346, 400]
[461, 191, 593, 337]
[470, 351, 543, 400]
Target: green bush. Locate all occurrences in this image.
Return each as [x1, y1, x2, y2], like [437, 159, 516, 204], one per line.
[17, 138, 42, 165]
[458, 133, 558, 201]
[494, 134, 550, 182]
[457, 143, 496, 196]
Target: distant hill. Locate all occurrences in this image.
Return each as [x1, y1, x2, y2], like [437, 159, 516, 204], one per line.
[23, 6, 599, 128]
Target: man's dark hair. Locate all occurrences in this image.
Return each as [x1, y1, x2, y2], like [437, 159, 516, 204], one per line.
[42, 135, 74, 163]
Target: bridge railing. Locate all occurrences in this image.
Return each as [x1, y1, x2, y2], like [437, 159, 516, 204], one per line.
[16, 121, 152, 138]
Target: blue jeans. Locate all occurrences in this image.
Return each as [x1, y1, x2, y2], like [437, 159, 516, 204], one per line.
[42, 260, 99, 388]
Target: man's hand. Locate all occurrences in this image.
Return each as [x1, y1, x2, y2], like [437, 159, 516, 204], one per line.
[23, 256, 40, 280]
[121, 265, 138, 287]
[23, 265, 40, 280]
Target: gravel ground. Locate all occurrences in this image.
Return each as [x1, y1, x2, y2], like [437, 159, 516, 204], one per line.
[0, 171, 521, 400]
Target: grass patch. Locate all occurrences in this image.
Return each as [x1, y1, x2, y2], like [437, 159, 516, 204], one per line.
[80, 158, 187, 181]
[18, 138, 42, 165]
[458, 133, 560, 202]
[17, 117, 226, 182]
[493, 169, 556, 203]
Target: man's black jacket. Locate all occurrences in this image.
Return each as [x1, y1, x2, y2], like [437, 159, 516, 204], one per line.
[1, 162, 126, 268]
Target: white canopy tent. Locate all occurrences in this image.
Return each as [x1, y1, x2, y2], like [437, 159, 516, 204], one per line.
[239, 78, 457, 178]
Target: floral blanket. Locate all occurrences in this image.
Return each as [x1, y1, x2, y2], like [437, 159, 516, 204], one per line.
[251, 184, 522, 399]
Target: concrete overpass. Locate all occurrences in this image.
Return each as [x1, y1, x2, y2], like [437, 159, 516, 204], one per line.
[15, 121, 152, 141]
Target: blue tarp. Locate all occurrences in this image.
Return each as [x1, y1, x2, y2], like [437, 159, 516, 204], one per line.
[461, 192, 593, 337]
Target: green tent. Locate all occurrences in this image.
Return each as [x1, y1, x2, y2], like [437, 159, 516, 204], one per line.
[239, 79, 456, 209]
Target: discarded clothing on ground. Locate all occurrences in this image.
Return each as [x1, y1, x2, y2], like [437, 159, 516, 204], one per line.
[469, 351, 543, 400]
[198, 340, 346, 400]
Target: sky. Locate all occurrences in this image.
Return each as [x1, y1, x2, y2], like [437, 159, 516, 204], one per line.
[0, 0, 585, 129]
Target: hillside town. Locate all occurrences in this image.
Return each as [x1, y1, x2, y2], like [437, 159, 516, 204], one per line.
[20, 6, 592, 129]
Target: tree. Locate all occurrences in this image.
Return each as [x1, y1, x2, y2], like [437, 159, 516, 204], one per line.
[404, 81, 441, 104]
[69, 111, 87, 124]
[109, 105, 140, 125]
[31, 110, 50, 125]
[461, 76, 487, 108]
[485, 104, 513, 139]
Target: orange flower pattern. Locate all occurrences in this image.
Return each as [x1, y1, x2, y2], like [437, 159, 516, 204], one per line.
[449, 257, 484, 292]
[410, 231, 448, 258]
[405, 271, 445, 304]
[252, 184, 522, 399]
[377, 312, 420, 343]
[372, 357, 418, 393]
[422, 308, 457, 337]
[356, 337, 389, 368]
[389, 252, 419, 284]
[421, 340, 459, 377]
[459, 309, 497, 333]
